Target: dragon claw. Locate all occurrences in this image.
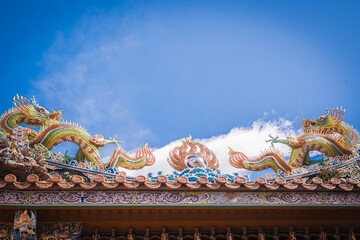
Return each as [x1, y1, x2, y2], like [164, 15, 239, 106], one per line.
[265, 135, 279, 147]
[107, 136, 123, 146]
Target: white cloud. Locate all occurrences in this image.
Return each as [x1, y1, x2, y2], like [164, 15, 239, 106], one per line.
[264, 109, 276, 117]
[123, 118, 297, 177]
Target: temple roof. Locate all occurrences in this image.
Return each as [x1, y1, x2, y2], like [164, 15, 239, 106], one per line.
[1, 173, 359, 191]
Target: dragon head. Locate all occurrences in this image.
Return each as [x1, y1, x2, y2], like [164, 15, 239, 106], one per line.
[301, 107, 345, 134]
[13, 95, 62, 125]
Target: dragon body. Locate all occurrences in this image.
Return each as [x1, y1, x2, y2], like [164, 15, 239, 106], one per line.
[30, 123, 106, 165]
[229, 107, 358, 172]
[107, 143, 155, 169]
[30, 122, 154, 169]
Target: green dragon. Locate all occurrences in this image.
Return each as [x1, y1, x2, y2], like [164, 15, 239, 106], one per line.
[29, 122, 154, 169]
[1, 95, 155, 170]
[229, 107, 359, 172]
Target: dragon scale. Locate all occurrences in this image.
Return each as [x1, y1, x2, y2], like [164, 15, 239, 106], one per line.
[30, 123, 105, 165]
[31, 123, 153, 169]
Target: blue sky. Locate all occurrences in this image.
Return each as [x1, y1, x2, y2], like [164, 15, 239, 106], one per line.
[1, 1, 359, 177]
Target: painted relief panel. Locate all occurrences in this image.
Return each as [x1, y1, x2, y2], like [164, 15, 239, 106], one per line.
[13, 209, 36, 240]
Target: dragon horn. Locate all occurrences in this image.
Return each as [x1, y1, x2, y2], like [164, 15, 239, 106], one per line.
[13, 96, 19, 108]
[340, 108, 346, 120]
[23, 96, 30, 106]
[18, 96, 28, 110]
[333, 107, 340, 120]
[335, 106, 345, 122]
[336, 106, 343, 119]
[13, 96, 25, 111]
[336, 107, 346, 124]
[330, 108, 335, 117]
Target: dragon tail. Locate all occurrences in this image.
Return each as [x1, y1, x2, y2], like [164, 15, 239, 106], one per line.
[106, 144, 155, 169]
[135, 143, 155, 166]
[228, 147, 291, 172]
[229, 147, 248, 168]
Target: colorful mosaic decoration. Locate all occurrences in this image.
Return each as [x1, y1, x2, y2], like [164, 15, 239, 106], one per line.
[0, 96, 360, 189]
[0, 191, 359, 206]
[147, 167, 250, 183]
[38, 223, 83, 240]
[13, 209, 37, 240]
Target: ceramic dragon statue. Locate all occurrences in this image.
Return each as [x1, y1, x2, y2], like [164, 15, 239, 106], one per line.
[30, 123, 155, 169]
[229, 107, 359, 172]
[0, 95, 155, 169]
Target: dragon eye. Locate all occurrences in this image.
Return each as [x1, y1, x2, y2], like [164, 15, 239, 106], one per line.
[37, 107, 46, 113]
